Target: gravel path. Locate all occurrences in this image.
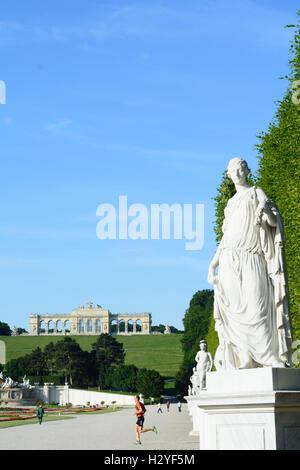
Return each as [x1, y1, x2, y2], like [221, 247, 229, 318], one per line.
[0, 403, 199, 450]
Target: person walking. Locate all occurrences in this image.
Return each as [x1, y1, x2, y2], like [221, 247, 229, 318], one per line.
[177, 400, 181, 412]
[156, 402, 163, 414]
[133, 395, 158, 445]
[166, 400, 170, 412]
[36, 405, 45, 425]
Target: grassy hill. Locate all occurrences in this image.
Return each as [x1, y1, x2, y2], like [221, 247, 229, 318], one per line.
[0, 334, 184, 378]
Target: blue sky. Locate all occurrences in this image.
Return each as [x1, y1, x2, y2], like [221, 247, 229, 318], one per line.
[0, 0, 298, 330]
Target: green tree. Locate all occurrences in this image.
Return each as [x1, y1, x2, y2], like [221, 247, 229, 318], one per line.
[181, 290, 214, 358]
[151, 324, 182, 333]
[151, 324, 167, 333]
[28, 347, 46, 377]
[254, 19, 300, 338]
[211, 15, 300, 341]
[44, 342, 57, 375]
[4, 356, 29, 380]
[137, 368, 164, 398]
[0, 322, 11, 336]
[98, 363, 110, 389]
[91, 334, 125, 369]
[16, 328, 27, 335]
[175, 289, 214, 397]
[53, 337, 84, 386]
[109, 364, 138, 392]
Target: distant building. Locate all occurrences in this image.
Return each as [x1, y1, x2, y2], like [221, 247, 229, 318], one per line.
[29, 302, 152, 336]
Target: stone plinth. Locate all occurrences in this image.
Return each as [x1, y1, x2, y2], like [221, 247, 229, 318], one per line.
[0, 388, 36, 407]
[185, 368, 300, 450]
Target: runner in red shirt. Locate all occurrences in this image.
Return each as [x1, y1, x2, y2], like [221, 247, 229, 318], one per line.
[133, 395, 158, 445]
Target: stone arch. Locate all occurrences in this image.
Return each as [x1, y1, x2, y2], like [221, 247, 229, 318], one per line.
[119, 319, 125, 333]
[136, 319, 142, 332]
[127, 319, 134, 333]
[39, 320, 46, 334]
[64, 320, 70, 333]
[48, 320, 54, 334]
[56, 320, 63, 333]
[110, 319, 118, 334]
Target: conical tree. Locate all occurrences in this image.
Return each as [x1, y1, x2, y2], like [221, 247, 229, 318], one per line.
[255, 16, 300, 338]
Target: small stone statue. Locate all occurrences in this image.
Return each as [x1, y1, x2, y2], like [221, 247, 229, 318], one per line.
[194, 340, 213, 391]
[11, 325, 18, 336]
[19, 375, 30, 389]
[139, 393, 144, 404]
[164, 325, 171, 334]
[189, 367, 200, 396]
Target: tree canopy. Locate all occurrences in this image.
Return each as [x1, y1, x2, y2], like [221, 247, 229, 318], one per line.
[0, 322, 12, 336]
[175, 289, 214, 396]
[91, 333, 125, 368]
[3, 333, 164, 397]
[254, 18, 300, 338]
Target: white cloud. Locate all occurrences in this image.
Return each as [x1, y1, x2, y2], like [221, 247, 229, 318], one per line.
[0, 1, 295, 48]
[44, 118, 73, 136]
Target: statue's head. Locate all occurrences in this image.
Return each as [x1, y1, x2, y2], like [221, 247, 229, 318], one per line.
[227, 158, 250, 182]
[199, 340, 207, 350]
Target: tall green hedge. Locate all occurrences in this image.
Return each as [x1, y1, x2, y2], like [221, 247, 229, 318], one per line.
[211, 14, 300, 340]
[254, 19, 300, 338]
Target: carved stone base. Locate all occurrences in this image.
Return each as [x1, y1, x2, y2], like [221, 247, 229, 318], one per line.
[0, 388, 36, 407]
[185, 368, 300, 450]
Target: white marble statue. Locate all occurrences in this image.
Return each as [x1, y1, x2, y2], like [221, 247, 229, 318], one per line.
[195, 340, 213, 390]
[189, 367, 199, 396]
[11, 325, 18, 336]
[164, 325, 171, 334]
[2, 376, 16, 388]
[19, 375, 30, 389]
[208, 158, 293, 370]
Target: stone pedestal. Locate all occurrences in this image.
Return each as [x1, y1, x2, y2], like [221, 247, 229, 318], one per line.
[185, 368, 300, 450]
[0, 388, 36, 407]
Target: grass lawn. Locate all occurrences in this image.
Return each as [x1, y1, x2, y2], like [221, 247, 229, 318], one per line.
[0, 415, 74, 429]
[0, 407, 122, 429]
[0, 334, 184, 378]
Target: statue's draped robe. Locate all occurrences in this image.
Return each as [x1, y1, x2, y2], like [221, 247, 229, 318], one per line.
[214, 186, 292, 369]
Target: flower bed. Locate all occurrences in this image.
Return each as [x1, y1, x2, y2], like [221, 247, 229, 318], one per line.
[0, 415, 36, 422]
[0, 406, 105, 422]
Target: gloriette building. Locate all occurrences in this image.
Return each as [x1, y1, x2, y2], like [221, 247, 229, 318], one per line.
[29, 302, 151, 336]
